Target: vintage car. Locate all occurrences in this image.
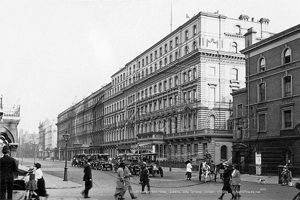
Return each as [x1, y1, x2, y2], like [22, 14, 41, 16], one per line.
[99, 153, 113, 171]
[124, 153, 141, 175]
[141, 153, 163, 177]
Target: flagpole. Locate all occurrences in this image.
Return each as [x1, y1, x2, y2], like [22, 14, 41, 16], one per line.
[170, 0, 172, 33]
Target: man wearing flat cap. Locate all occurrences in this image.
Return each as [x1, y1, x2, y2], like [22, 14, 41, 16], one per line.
[0, 145, 18, 200]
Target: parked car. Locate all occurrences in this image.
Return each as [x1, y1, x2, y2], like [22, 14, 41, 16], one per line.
[141, 153, 163, 177]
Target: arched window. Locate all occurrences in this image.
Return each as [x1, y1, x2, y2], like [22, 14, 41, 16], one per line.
[231, 68, 238, 80]
[283, 48, 291, 64]
[193, 41, 197, 50]
[209, 115, 215, 129]
[232, 42, 238, 53]
[235, 25, 241, 35]
[221, 145, 227, 159]
[175, 76, 178, 86]
[258, 57, 266, 72]
[169, 54, 173, 62]
[185, 46, 189, 55]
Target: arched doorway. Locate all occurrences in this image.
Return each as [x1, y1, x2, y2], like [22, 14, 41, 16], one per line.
[284, 148, 293, 165]
[0, 126, 17, 156]
[0, 126, 15, 143]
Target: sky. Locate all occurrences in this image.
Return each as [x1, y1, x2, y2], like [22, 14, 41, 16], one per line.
[0, 0, 300, 134]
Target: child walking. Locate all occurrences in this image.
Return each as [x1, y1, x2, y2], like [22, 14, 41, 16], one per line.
[24, 167, 39, 200]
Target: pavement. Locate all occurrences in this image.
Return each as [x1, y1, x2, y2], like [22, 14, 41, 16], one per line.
[161, 167, 291, 185]
[13, 164, 300, 200]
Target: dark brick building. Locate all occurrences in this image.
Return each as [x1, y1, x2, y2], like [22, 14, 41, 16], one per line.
[232, 24, 300, 176]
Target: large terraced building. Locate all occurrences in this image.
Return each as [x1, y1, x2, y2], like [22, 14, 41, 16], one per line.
[56, 11, 272, 163]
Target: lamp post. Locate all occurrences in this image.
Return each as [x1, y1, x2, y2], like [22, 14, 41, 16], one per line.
[33, 142, 36, 164]
[137, 143, 139, 154]
[168, 143, 172, 171]
[63, 132, 70, 181]
[21, 147, 24, 165]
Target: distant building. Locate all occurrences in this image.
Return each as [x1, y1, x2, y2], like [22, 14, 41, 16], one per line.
[38, 119, 57, 159]
[232, 24, 300, 175]
[57, 11, 273, 163]
[17, 129, 38, 158]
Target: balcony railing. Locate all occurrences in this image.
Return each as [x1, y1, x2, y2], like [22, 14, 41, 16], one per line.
[137, 131, 165, 139]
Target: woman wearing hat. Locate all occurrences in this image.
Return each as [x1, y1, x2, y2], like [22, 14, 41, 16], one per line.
[34, 163, 49, 200]
[24, 166, 39, 200]
[186, 160, 192, 180]
[114, 162, 126, 200]
[218, 163, 235, 200]
[231, 164, 241, 199]
[281, 165, 292, 186]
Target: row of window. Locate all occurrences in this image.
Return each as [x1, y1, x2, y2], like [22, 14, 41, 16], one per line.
[258, 75, 292, 102]
[257, 107, 292, 132]
[258, 47, 292, 72]
[112, 42, 199, 94]
[112, 25, 198, 87]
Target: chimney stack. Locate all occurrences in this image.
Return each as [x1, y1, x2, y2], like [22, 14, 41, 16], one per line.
[244, 27, 257, 48]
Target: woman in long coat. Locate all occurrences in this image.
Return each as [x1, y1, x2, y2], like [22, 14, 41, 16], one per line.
[218, 163, 235, 200]
[34, 163, 49, 199]
[231, 164, 242, 199]
[186, 160, 192, 180]
[114, 162, 125, 200]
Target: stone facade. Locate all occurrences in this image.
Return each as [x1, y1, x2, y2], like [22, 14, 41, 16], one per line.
[57, 11, 272, 164]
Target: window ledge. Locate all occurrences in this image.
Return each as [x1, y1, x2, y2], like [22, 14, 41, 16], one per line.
[230, 80, 240, 84]
[280, 102, 294, 108]
[257, 131, 267, 134]
[280, 128, 293, 131]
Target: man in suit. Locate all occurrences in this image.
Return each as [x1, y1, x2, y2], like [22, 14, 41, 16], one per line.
[0, 145, 18, 200]
[81, 158, 93, 198]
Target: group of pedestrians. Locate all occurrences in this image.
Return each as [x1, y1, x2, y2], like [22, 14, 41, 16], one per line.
[114, 161, 151, 200]
[0, 145, 49, 200]
[218, 163, 241, 200]
[185, 159, 241, 200]
[81, 158, 151, 200]
[24, 163, 49, 200]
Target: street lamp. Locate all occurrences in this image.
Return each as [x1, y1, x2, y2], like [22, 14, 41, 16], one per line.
[137, 143, 139, 154]
[168, 143, 172, 171]
[33, 142, 36, 164]
[63, 132, 70, 181]
[21, 147, 24, 165]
